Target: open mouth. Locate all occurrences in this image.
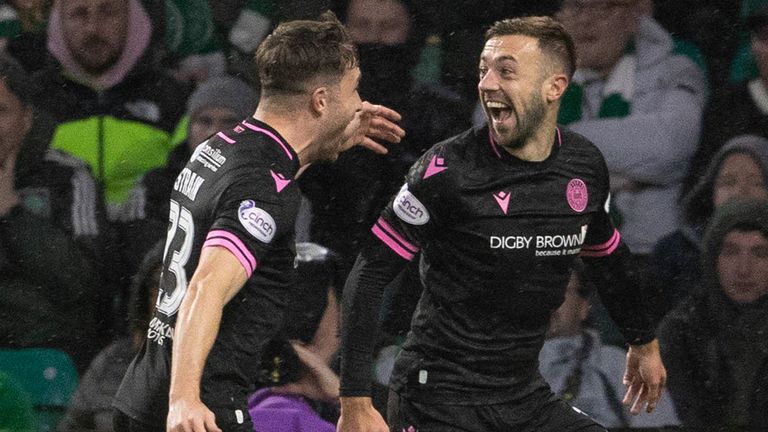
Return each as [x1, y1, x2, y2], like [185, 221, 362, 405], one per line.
[486, 101, 514, 123]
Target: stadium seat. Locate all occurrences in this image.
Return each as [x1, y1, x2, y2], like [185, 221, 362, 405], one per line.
[0, 348, 79, 432]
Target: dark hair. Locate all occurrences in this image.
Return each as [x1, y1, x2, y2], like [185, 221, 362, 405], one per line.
[485, 16, 577, 79]
[0, 54, 34, 106]
[255, 10, 357, 95]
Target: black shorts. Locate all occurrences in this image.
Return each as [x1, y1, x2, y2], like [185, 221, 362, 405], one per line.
[386, 389, 607, 432]
[113, 407, 253, 432]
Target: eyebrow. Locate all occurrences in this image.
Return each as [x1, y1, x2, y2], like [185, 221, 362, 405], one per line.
[480, 53, 519, 64]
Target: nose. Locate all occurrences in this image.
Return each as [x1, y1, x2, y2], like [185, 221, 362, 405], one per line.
[478, 69, 499, 93]
[736, 255, 754, 277]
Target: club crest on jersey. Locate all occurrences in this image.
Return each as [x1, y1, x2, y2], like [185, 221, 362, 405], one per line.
[238, 200, 276, 243]
[393, 184, 429, 225]
[566, 178, 588, 213]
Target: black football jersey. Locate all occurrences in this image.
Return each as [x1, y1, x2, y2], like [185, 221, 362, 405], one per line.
[342, 125, 623, 404]
[114, 119, 301, 423]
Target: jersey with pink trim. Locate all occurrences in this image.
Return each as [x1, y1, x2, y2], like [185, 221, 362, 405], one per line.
[342, 125, 624, 405]
[114, 118, 300, 424]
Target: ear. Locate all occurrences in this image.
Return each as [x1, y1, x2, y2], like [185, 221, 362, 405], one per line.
[310, 86, 329, 117]
[544, 73, 569, 103]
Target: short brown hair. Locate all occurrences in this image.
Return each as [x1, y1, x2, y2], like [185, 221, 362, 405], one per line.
[485, 16, 576, 79]
[255, 11, 357, 95]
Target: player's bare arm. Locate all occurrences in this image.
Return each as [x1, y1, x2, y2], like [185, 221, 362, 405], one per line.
[167, 247, 248, 432]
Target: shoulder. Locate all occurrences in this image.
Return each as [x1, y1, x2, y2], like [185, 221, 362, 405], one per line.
[405, 127, 476, 186]
[559, 127, 610, 173]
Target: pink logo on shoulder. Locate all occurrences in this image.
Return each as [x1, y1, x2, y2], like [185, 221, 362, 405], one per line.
[567, 179, 588, 212]
[423, 155, 447, 179]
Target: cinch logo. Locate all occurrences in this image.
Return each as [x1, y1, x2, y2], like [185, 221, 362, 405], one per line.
[238, 200, 276, 243]
[393, 184, 430, 225]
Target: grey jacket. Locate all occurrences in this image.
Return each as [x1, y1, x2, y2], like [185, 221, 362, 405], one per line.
[567, 17, 707, 254]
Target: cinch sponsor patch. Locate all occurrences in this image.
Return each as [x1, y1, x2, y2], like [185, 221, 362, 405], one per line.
[393, 184, 429, 225]
[238, 200, 276, 243]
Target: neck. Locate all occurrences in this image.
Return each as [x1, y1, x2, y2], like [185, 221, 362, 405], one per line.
[254, 101, 320, 167]
[503, 114, 558, 162]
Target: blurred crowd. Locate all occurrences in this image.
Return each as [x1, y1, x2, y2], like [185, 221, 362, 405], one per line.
[0, 0, 767, 431]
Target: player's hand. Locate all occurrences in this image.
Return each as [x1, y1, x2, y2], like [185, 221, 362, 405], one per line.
[167, 397, 222, 432]
[623, 338, 666, 415]
[346, 101, 405, 154]
[337, 396, 389, 432]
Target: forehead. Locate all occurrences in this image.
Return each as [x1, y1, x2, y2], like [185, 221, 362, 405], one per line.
[723, 230, 768, 246]
[62, 0, 124, 11]
[480, 35, 542, 63]
[721, 152, 759, 167]
[340, 66, 361, 86]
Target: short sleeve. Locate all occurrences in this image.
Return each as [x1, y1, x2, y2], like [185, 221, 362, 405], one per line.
[203, 173, 296, 277]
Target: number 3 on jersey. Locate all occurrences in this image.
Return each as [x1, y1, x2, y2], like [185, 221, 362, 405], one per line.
[157, 199, 195, 316]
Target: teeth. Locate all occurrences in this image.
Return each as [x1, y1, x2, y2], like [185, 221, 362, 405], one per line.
[486, 101, 509, 109]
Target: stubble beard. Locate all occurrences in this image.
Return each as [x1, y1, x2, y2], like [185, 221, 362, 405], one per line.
[500, 92, 547, 150]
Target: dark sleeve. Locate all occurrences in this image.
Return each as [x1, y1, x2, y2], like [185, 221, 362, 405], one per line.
[580, 162, 657, 345]
[339, 149, 440, 396]
[339, 240, 408, 396]
[205, 171, 296, 278]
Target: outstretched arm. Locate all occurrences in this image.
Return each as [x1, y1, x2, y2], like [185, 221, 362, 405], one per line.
[338, 244, 409, 432]
[583, 241, 666, 415]
[167, 246, 248, 432]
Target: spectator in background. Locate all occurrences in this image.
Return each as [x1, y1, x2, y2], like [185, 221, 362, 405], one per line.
[0, 0, 50, 73]
[300, 0, 471, 276]
[652, 135, 768, 315]
[31, 0, 188, 224]
[659, 199, 768, 430]
[686, 4, 768, 195]
[0, 54, 106, 372]
[123, 76, 257, 275]
[30, 0, 189, 289]
[539, 260, 680, 430]
[249, 242, 342, 432]
[555, 0, 707, 256]
[58, 241, 163, 432]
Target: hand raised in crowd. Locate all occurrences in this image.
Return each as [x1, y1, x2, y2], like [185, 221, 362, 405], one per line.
[344, 101, 406, 154]
[623, 339, 667, 415]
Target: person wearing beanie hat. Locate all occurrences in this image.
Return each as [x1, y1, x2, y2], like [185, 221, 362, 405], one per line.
[121, 75, 258, 275]
[659, 199, 768, 430]
[185, 76, 259, 155]
[650, 134, 768, 316]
